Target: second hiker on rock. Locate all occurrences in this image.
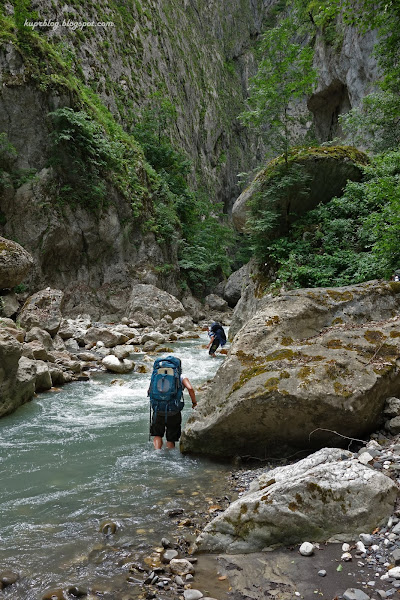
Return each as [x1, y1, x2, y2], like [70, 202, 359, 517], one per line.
[207, 322, 227, 357]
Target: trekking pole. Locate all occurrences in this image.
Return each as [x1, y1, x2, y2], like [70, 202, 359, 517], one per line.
[149, 404, 151, 442]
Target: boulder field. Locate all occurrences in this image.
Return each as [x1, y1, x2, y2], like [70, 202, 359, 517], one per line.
[180, 280, 400, 458]
[0, 283, 231, 418]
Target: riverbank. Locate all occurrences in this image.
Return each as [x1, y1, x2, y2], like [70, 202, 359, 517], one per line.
[2, 397, 400, 599]
[0, 331, 233, 600]
[115, 426, 400, 600]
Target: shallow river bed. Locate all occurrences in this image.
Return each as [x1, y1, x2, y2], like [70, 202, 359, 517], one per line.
[0, 333, 233, 599]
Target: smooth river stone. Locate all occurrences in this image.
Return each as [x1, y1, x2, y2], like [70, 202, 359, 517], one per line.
[0, 570, 19, 586]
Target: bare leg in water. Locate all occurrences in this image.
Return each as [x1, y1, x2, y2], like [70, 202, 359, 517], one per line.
[153, 436, 175, 450]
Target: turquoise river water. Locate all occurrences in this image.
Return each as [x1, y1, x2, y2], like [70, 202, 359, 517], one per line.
[0, 332, 232, 599]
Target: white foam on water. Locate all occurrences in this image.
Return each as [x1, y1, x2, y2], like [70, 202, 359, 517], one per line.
[0, 327, 232, 595]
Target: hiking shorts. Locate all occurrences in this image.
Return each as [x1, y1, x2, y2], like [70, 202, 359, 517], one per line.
[209, 338, 220, 355]
[151, 411, 182, 442]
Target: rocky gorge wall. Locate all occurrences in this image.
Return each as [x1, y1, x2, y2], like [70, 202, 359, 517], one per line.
[0, 0, 272, 313]
[0, 0, 381, 318]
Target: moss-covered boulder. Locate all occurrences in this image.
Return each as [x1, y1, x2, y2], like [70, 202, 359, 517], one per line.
[232, 146, 369, 234]
[180, 280, 400, 458]
[0, 236, 34, 290]
[194, 448, 397, 553]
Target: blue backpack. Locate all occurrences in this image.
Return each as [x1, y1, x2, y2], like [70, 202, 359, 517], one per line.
[149, 356, 184, 416]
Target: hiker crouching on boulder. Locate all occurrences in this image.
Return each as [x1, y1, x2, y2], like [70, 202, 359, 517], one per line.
[148, 356, 197, 450]
[207, 322, 227, 357]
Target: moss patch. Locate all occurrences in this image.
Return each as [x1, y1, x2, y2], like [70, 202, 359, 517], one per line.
[326, 290, 354, 302]
[265, 315, 280, 326]
[389, 282, 400, 294]
[326, 339, 344, 349]
[265, 349, 296, 362]
[364, 330, 386, 344]
[264, 377, 280, 392]
[333, 381, 353, 398]
[256, 145, 369, 184]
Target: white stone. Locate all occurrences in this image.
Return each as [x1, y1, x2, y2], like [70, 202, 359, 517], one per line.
[102, 355, 134, 374]
[388, 567, 400, 579]
[183, 590, 203, 600]
[343, 589, 370, 600]
[356, 541, 367, 553]
[169, 558, 195, 576]
[194, 449, 397, 554]
[342, 543, 351, 552]
[341, 552, 352, 561]
[358, 452, 374, 465]
[299, 542, 314, 556]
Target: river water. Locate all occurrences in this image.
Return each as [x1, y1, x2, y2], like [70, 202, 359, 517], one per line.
[0, 332, 232, 599]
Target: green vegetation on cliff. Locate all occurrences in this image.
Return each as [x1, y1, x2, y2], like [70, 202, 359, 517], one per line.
[239, 0, 400, 290]
[267, 151, 400, 287]
[1, 0, 235, 291]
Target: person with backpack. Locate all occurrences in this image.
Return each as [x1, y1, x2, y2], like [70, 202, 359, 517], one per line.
[148, 356, 197, 449]
[206, 322, 227, 357]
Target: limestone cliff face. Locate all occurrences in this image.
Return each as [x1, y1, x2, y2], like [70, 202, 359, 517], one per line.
[308, 24, 380, 141]
[0, 1, 380, 317]
[1, 0, 269, 204]
[0, 0, 271, 314]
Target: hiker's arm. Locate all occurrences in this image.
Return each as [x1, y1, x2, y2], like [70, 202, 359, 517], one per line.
[206, 335, 214, 349]
[182, 377, 197, 407]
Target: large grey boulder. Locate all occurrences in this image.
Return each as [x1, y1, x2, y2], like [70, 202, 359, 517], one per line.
[181, 293, 206, 323]
[229, 260, 266, 340]
[194, 448, 397, 554]
[0, 291, 20, 317]
[181, 280, 400, 458]
[0, 236, 34, 290]
[0, 329, 23, 415]
[232, 146, 368, 235]
[127, 284, 186, 321]
[205, 294, 229, 312]
[0, 332, 37, 417]
[18, 288, 64, 336]
[84, 326, 129, 348]
[58, 315, 91, 344]
[14, 356, 37, 404]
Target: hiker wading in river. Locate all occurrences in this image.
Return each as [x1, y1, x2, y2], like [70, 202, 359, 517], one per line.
[207, 321, 227, 357]
[148, 356, 197, 449]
